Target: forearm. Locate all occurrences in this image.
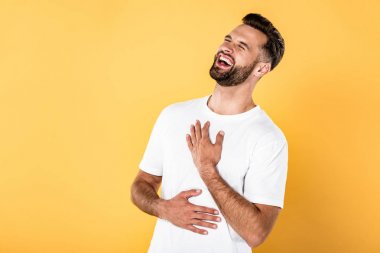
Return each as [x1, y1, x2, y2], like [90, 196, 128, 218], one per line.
[131, 178, 222, 235]
[201, 168, 265, 247]
[131, 179, 164, 218]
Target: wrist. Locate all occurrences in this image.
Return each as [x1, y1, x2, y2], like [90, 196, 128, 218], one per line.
[200, 165, 220, 182]
[153, 198, 167, 219]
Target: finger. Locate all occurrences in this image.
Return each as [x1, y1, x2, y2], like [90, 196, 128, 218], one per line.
[202, 121, 210, 139]
[186, 224, 208, 235]
[193, 212, 222, 223]
[195, 120, 202, 141]
[215, 130, 225, 147]
[191, 219, 218, 229]
[190, 124, 196, 144]
[186, 134, 193, 150]
[192, 204, 219, 215]
[179, 189, 202, 199]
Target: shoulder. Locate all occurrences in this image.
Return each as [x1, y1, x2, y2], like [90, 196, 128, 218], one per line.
[250, 107, 288, 149]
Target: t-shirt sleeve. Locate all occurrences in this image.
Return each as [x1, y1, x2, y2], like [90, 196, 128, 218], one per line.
[138, 107, 169, 176]
[243, 132, 288, 209]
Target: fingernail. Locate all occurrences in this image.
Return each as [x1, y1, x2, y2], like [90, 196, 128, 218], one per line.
[214, 210, 219, 215]
[220, 131, 225, 136]
[195, 189, 201, 193]
[213, 224, 217, 229]
[203, 231, 208, 235]
[216, 217, 221, 222]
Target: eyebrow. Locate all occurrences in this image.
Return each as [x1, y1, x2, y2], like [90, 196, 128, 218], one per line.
[224, 34, 250, 50]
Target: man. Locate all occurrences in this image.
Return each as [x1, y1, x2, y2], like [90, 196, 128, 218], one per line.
[131, 13, 288, 253]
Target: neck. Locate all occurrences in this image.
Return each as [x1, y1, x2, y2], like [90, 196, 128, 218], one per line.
[207, 82, 257, 115]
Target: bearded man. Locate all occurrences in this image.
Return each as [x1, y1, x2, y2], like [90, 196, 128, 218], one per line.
[131, 13, 288, 253]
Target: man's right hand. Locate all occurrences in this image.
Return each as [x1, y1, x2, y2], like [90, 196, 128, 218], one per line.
[157, 189, 221, 235]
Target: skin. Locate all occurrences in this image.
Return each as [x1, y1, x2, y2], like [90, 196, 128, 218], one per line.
[131, 171, 221, 235]
[131, 24, 280, 247]
[208, 24, 271, 115]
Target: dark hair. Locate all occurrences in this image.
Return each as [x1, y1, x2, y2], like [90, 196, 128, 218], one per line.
[242, 13, 285, 71]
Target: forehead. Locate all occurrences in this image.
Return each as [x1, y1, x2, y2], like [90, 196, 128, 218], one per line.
[228, 24, 268, 49]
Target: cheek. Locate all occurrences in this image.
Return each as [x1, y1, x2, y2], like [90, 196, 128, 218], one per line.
[241, 54, 258, 67]
[234, 56, 250, 67]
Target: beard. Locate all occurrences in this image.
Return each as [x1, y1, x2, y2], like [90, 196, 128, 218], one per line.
[209, 54, 258, 87]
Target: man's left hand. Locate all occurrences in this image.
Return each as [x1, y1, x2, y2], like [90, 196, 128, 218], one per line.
[186, 120, 225, 178]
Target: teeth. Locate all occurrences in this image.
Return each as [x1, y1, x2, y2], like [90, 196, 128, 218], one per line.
[220, 56, 233, 66]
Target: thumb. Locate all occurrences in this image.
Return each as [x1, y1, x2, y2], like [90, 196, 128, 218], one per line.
[215, 130, 225, 146]
[180, 189, 202, 199]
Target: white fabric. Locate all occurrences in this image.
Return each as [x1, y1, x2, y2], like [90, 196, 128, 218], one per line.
[138, 95, 288, 253]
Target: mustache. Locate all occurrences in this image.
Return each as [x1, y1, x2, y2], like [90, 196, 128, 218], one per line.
[215, 50, 234, 63]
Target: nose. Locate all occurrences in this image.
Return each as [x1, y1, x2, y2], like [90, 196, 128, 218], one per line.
[220, 42, 233, 55]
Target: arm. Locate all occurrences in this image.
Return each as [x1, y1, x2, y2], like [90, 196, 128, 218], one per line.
[186, 120, 281, 247]
[130, 170, 222, 235]
[200, 167, 280, 247]
[130, 170, 163, 217]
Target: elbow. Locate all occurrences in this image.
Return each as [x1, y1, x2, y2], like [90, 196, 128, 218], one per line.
[130, 180, 139, 206]
[247, 231, 268, 248]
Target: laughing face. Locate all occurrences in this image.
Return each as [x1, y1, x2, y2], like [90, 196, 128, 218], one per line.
[209, 24, 268, 86]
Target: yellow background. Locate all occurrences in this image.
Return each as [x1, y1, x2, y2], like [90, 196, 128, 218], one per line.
[0, 0, 379, 252]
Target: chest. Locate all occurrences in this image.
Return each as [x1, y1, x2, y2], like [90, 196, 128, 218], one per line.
[162, 118, 253, 194]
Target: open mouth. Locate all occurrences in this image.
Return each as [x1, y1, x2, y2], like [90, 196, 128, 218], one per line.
[215, 54, 234, 69]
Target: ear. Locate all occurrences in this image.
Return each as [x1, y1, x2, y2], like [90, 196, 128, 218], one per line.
[252, 62, 271, 78]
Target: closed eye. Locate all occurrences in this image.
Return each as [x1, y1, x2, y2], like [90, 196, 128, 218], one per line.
[224, 37, 246, 51]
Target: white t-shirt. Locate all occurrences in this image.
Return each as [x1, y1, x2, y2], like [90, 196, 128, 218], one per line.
[138, 95, 288, 253]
